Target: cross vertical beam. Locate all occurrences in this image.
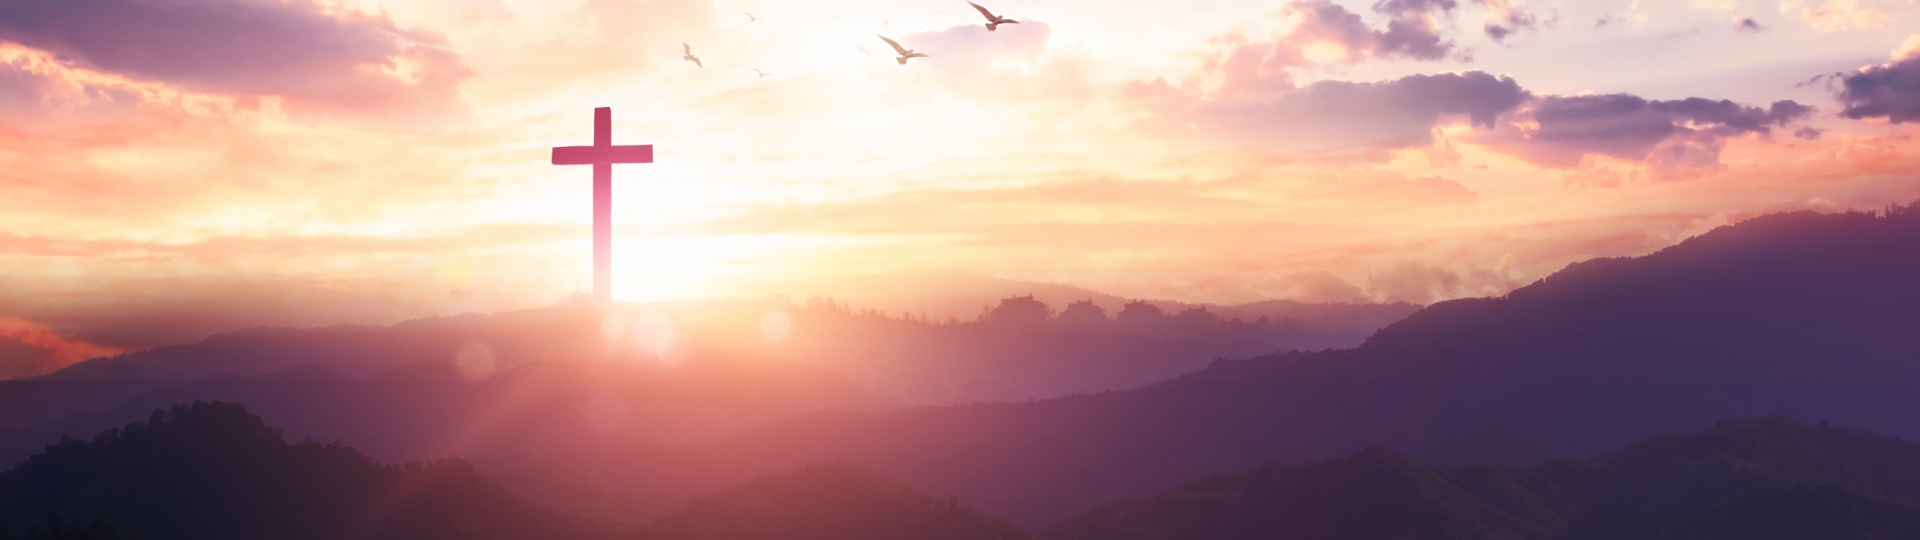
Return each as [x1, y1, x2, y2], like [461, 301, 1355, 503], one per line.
[593, 108, 613, 302]
[551, 107, 654, 303]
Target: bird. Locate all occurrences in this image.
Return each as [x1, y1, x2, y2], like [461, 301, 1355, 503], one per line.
[877, 34, 929, 65]
[682, 43, 702, 68]
[967, 2, 1018, 31]
[852, 45, 873, 58]
[743, 12, 761, 22]
[752, 68, 769, 78]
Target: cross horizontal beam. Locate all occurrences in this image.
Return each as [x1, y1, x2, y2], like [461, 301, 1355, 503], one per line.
[552, 145, 654, 165]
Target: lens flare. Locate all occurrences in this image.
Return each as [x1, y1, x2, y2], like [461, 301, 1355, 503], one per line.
[453, 341, 495, 380]
[633, 313, 690, 366]
[760, 309, 793, 344]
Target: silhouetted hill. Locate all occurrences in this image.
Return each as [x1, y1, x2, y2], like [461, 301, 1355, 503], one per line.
[639, 463, 1033, 540]
[1048, 447, 1559, 540]
[751, 296, 1412, 404]
[1320, 208, 1920, 381]
[0, 401, 609, 540]
[0, 355, 893, 469]
[1049, 416, 1920, 540]
[0, 515, 132, 540]
[516, 205, 1920, 528]
[31, 296, 1412, 405]
[35, 307, 624, 382]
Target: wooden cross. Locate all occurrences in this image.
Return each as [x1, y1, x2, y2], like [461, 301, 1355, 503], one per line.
[551, 107, 653, 302]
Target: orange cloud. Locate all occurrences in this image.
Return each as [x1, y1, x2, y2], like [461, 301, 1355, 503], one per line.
[0, 317, 122, 379]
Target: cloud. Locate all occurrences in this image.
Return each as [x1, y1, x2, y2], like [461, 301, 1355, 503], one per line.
[0, 0, 470, 128]
[1780, 0, 1889, 31]
[1835, 39, 1920, 123]
[1272, 270, 1369, 303]
[899, 20, 1052, 71]
[1205, 0, 1457, 93]
[0, 55, 148, 127]
[1469, 95, 1813, 179]
[1129, 70, 1527, 156]
[1479, 0, 1541, 42]
[0, 317, 121, 379]
[1367, 261, 1461, 304]
[1736, 17, 1765, 32]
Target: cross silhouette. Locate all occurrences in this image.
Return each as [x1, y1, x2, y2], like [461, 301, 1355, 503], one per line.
[552, 107, 653, 302]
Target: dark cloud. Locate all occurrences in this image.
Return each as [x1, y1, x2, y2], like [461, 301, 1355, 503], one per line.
[1736, 18, 1765, 32]
[1131, 71, 1527, 155]
[1836, 56, 1920, 123]
[0, 0, 469, 127]
[1473, 94, 1812, 178]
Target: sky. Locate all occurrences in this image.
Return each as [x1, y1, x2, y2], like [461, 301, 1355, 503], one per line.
[3, 0, 1920, 360]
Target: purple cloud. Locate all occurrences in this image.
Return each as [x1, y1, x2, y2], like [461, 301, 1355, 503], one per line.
[1129, 71, 1527, 155]
[1309, 0, 1455, 61]
[1473, 94, 1812, 178]
[1836, 56, 1920, 123]
[0, 0, 469, 127]
[0, 57, 144, 125]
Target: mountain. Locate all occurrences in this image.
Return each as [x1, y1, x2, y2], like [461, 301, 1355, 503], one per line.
[1049, 447, 1559, 540]
[746, 296, 1413, 404]
[26, 294, 1412, 407]
[638, 462, 1033, 540]
[34, 307, 627, 382]
[0, 400, 610, 540]
[1049, 416, 1920, 540]
[769, 270, 1415, 326]
[0, 354, 894, 470]
[513, 205, 1920, 528]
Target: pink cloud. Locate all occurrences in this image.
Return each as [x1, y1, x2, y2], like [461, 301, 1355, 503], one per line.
[0, 0, 470, 128]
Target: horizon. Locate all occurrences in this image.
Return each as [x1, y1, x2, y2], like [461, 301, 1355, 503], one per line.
[6, 0, 1920, 360]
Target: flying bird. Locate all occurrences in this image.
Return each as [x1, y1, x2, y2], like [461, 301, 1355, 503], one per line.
[967, 2, 1019, 31]
[877, 34, 929, 65]
[743, 12, 761, 22]
[682, 43, 702, 68]
[752, 68, 769, 78]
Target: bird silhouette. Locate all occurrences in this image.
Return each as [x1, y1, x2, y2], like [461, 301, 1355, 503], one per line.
[968, 2, 1019, 31]
[752, 68, 769, 78]
[743, 12, 761, 22]
[682, 43, 702, 68]
[877, 34, 929, 65]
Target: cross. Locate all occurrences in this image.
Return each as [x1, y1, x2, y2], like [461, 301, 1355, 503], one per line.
[552, 107, 653, 302]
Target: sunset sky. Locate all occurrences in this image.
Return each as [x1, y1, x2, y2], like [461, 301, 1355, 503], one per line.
[4, 0, 1920, 354]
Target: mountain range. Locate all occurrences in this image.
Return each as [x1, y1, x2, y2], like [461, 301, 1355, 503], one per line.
[1049, 415, 1920, 540]
[5, 205, 1920, 533]
[502, 205, 1920, 527]
[13, 401, 1920, 540]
